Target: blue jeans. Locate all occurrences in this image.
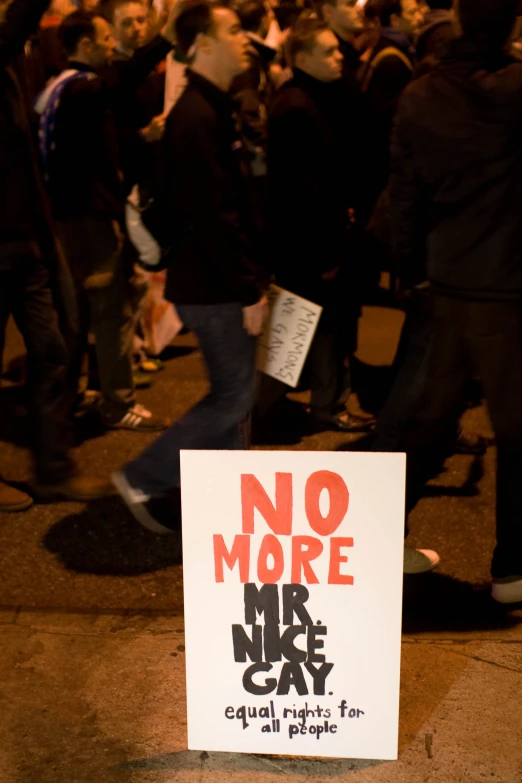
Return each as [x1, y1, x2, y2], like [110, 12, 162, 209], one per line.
[124, 302, 257, 497]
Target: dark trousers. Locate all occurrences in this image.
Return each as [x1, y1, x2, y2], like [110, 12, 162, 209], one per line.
[57, 216, 138, 417]
[125, 302, 257, 497]
[404, 295, 522, 578]
[372, 292, 436, 451]
[0, 254, 73, 483]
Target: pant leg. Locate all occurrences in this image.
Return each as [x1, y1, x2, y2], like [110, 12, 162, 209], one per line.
[463, 301, 522, 578]
[8, 259, 74, 483]
[372, 294, 435, 451]
[124, 302, 257, 497]
[58, 217, 135, 417]
[307, 307, 344, 417]
[403, 295, 471, 515]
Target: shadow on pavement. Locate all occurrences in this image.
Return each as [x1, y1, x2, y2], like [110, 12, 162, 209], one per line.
[114, 749, 384, 776]
[42, 496, 182, 576]
[403, 571, 522, 634]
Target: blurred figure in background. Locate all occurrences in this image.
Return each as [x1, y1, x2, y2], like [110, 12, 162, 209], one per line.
[267, 18, 371, 432]
[0, 0, 111, 507]
[415, 0, 456, 62]
[36, 9, 175, 431]
[390, 0, 522, 593]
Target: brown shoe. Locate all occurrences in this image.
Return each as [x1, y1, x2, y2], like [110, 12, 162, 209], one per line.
[34, 475, 114, 502]
[0, 481, 33, 512]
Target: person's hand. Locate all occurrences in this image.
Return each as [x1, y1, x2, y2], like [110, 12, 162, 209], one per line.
[141, 113, 167, 142]
[321, 266, 340, 281]
[243, 296, 269, 337]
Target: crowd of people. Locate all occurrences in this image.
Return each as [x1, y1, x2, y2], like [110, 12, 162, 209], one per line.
[1, 0, 522, 604]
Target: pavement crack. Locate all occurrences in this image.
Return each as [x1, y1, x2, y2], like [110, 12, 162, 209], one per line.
[442, 646, 522, 674]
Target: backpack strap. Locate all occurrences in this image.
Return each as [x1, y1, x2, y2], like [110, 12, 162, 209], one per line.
[361, 46, 413, 93]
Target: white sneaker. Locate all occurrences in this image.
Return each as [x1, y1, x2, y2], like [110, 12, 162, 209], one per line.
[491, 576, 522, 604]
[112, 471, 174, 535]
[403, 544, 440, 575]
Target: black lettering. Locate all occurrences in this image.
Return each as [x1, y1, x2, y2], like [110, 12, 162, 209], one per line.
[244, 583, 280, 624]
[283, 584, 313, 626]
[280, 626, 307, 663]
[232, 624, 262, 662]
[276, 662, 308, 696]
[307, 626, 326, 663]
[304, 662, 334, 695]
[242, 663, 277, 695]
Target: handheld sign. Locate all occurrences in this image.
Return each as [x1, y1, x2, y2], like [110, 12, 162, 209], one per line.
[257, 285, 322, 388]
[181, 450, 405, 760]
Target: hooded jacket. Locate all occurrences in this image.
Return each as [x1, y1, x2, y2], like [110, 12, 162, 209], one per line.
[416, 9, 457, 62]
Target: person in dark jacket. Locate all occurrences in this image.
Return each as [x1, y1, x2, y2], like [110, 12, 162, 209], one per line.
[112, 0, 268, 533]
[231, 0, 278, 179]
[36, 9, 174, 431]
[320, 0, 363, 83]
[267, 18, 370, 433]
[0, 0, 111, 508]
[360, 0, 415, 198]
[416, 0, 456, 63]
[390, 0, 522, 599]
[104, 0, 166, 197]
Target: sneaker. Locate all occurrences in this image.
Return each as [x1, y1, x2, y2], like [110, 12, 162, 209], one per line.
[34, 475, 114, 502]
[491, 576, 522, 604]
[112, 471, 179, 534]
[101, 404, 166, 432]
[0, 480, 33, 512]
[403, 544, 440, 575]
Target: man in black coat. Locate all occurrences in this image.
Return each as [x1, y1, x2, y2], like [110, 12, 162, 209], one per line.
[267, 18, 370, 432]
[360, 0, 415, 198]
[112, 0, 268, 533]
[104, 0, 166, 198]
[390, 0, 522, 599]
[416, 0, 456, 63]
[0, 0, 111, 507]
[36, 9, 175, 431]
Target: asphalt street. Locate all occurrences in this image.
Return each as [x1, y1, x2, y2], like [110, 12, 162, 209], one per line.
[0, 303, 508, 618]
[1, 303, 522, 783]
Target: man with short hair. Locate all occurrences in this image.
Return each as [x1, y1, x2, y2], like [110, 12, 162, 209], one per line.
[112, 0, 268, 532]
[267, 19, 370, 433]
[106, 0, 167, 195]
[321, 0, 363, 80]
[416, 0, 456, 62]
[390, 0, 522, 594]
[36, 9, 175, 431]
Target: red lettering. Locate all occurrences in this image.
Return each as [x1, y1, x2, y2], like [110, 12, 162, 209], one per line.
[328, 537, 354, 585]
[257, 534, 284, 583]
[241, 473, 293, 535]
[305, 471, 349, 536]
[291, 536, 323, 584]
[213, 534, 250, 583]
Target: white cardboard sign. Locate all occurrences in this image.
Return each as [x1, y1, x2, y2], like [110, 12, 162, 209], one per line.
[181, 450, 405, 760]
[257, 285, 322, 388]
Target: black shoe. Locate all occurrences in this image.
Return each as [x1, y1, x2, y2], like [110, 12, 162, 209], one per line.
[454, 431, 488, 456]
[312, 411, 374, 433]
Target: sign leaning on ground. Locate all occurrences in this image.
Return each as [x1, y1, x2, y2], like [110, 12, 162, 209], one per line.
[181, 450, 405, 760]
[257, 285, 322, 388]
